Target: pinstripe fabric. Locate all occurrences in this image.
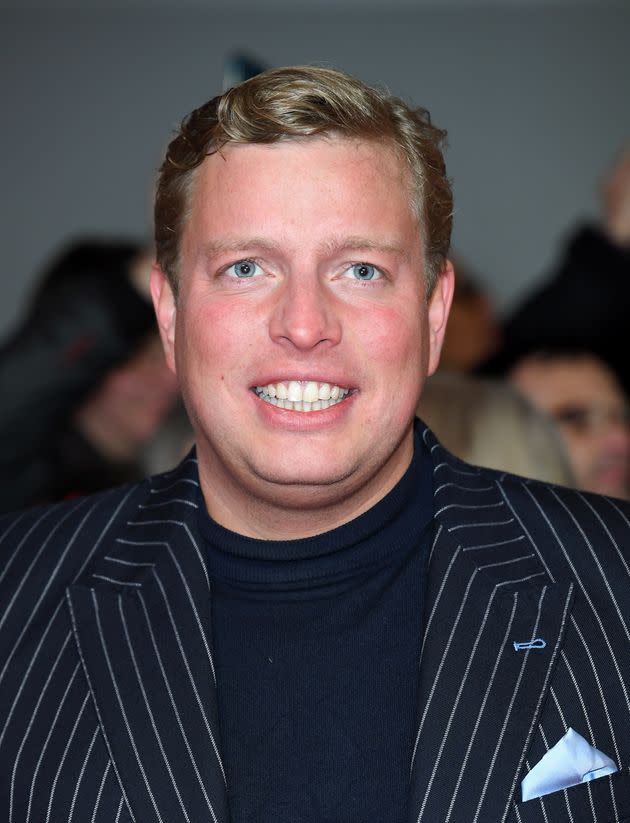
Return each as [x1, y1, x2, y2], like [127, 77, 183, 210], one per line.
[415, 429, 630, 823]
[0, 489, 137, 823]
[1, 431, 630, 822]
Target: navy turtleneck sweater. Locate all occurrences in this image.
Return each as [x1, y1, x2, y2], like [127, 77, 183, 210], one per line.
[198, 429, 434, 822]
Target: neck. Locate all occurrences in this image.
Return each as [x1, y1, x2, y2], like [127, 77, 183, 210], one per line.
[197, 440, 414, 541]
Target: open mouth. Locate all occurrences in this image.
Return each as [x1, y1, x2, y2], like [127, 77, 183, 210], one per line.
[254, 380, 351, 412]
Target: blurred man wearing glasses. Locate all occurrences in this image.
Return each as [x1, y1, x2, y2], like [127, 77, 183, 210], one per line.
[510, 350, 630, 499]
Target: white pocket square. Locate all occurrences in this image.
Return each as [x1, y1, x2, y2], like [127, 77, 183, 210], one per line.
[521, 728, 617, 802]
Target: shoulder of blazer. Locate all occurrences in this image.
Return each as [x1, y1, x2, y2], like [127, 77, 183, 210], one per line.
[0, 482, 144, 576]
[0, 452, 201, 651]
[423, 420, 630, 584]
[496, 469, 630, 587]
[0, 450, 202, 565]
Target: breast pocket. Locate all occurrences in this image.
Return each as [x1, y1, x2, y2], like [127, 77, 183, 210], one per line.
[512, 768, 630, 823]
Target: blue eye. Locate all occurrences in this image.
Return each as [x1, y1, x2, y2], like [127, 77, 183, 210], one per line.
[226, 259, 261, 278]
[346, 263, 380, 281]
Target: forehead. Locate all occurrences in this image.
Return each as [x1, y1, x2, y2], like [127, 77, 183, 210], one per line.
[512, 356, 626, 410]
[185, 136, 417, 240]
[211, 133, 408, 172]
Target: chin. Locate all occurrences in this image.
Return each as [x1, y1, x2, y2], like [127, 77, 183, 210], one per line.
[250, 461, 355, 491]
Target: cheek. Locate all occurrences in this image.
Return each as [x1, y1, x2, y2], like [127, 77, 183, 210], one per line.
[176, 300, 256, 378]
[560, 430, 592, 467]
[355, 304, 427, 431]
[359, 304, 426, 369]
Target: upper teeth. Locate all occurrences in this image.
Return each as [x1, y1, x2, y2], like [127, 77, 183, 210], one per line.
[255, 380, 350, 411]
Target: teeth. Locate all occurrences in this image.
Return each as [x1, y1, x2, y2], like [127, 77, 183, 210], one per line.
[287, 381, 302, 402]
[302, 382, 319, 403]
[254, 380, 350, 411]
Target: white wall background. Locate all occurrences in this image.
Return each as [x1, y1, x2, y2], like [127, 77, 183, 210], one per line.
[1, 3, 629, 337]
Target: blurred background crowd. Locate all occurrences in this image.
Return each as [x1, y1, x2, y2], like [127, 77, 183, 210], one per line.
[1, 1, 629, 513]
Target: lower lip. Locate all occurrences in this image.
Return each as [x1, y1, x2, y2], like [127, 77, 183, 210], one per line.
[251, 390, 356, 430]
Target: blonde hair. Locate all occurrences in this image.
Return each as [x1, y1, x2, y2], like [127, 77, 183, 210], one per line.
[418, 372, 575, 486]
[155, 65, 452, 295]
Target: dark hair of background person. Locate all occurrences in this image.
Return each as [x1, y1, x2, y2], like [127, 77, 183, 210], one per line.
[481, 143, 630, 396]
[0, 238, 173, 513]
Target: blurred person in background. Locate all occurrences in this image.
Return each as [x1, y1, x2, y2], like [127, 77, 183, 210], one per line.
[140, 395, 194, 476]
[418, 372, 574, 486]
[509, 349, 630, 499]
[491, 143, 630, 394]
[438, 257, 500, 372]
[0, 239, 179, 512]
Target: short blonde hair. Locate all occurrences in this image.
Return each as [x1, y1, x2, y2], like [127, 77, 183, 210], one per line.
[418, 372, 575, 487]
[155, 65, 452, 295]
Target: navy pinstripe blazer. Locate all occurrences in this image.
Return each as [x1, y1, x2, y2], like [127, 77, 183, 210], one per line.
[1, 425, 630, 823]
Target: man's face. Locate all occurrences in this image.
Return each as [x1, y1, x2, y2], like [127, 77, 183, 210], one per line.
[510, 355, 630, 499]
[153, 137, 453, 536]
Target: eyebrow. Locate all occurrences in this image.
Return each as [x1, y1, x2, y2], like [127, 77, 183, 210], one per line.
[202, 235, 411, 261]
[201, 237, 279, 258]
[320, 236, 410, 261]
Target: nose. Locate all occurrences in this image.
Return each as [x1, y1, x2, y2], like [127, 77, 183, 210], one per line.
[269, 274, 342, 351]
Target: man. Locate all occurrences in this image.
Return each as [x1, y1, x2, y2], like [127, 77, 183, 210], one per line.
[499, 144, 630, 397]
[509, 350, 630, 499]
[1, 67, 629, 823]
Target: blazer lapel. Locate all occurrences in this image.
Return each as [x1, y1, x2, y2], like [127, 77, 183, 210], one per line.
[67, 455, 229, 823]
[65, 428, 574, 822]
[408, 428, 574, 823]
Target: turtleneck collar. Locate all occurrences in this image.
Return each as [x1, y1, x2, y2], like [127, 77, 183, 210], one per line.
[197, 422, 434, 592]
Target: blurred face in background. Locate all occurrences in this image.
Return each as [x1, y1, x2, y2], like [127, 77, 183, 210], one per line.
[439, 269, 499, 373]
[75, 335, 180, 462]
[510, 354, 630, 499]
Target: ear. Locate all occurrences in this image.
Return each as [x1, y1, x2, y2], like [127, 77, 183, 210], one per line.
[150, 264, 177, 374]
[426, 258, 455, 376]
